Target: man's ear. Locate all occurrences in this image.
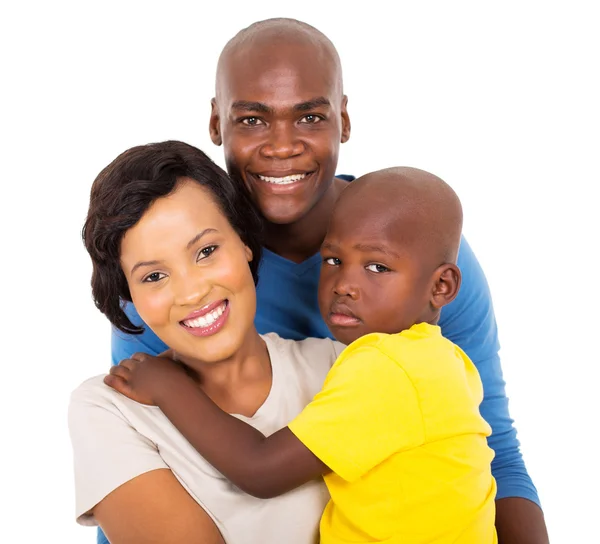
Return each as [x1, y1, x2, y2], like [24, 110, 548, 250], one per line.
[431, 263, 461, 309]
[244, 245, 253, 263]
[340, 95, 351, 143]
[209, 98, 222, 146]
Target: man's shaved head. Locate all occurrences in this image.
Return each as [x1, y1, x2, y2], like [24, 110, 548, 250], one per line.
[335, 167, 463, 266]
[216, 18, 343, 99]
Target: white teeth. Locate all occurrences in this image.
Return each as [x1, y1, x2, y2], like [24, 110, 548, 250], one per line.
[258, 173, 306, 185]
[183, 302, 226, 328]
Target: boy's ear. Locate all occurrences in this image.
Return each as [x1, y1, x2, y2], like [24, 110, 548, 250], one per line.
[431, 264, 461, 309]
[340, 95, 351, 143]
[244, 245, 253, 263]
[209, 98, 222, 146]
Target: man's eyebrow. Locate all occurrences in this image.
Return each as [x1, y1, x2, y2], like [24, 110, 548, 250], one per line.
[231, 101, 272, 114]
[130, 228, 218, 275]
[321, 241, 339, 253]
[294, 97, 331, 112]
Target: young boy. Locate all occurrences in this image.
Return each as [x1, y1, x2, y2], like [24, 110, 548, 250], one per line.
[107, 166, 497, 543]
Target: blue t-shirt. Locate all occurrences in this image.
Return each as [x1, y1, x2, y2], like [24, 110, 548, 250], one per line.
[101, 191, 540, 544]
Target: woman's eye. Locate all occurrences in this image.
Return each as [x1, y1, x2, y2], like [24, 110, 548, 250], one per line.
[300, 114, 322, 124]
[143, 272, 166, 283]
[366, 264, 390, 273]
[241, 117, 264, 126]
[198, 245, 218, 261]
[324, 257, 341, 266]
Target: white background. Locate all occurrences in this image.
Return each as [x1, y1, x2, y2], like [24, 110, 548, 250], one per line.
[1, 1, 597, 542]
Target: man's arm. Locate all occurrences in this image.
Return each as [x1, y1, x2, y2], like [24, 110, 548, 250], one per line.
[111, 301, 168, 365]
[441, 236, 548, 543]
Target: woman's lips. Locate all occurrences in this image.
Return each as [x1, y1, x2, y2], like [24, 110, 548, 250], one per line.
[180, 300, 230, 337]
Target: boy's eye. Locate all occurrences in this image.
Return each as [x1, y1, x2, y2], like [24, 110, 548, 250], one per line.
[143, 272, 166, 283]
[241, 117, 264, 126]
[198, 245, 218, 261]
[299, 114, 322, 124]
[324, 257, 341, 266]
[366, 264, 390, 273]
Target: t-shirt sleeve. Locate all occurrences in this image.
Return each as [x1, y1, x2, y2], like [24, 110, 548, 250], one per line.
[68, 379, 168, 525]
[111, 301, 169, 365]
[288, 346, 424, 483]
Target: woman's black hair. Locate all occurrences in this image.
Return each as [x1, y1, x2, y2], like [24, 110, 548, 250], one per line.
[82, 140, 263, 334]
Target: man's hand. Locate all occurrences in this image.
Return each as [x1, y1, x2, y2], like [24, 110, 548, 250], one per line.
[104, 352, 191, 406]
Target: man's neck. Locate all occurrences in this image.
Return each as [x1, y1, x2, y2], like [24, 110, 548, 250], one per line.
[264, 177, 348, 263]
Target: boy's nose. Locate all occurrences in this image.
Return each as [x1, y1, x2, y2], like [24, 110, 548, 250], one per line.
[333, 276, 360, 300]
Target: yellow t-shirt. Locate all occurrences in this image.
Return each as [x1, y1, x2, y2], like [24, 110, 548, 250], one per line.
[288, 323, 497, 544]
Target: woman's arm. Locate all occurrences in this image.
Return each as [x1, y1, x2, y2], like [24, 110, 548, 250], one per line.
[69, 377, 225, 544]
[94, 469, 224, 544]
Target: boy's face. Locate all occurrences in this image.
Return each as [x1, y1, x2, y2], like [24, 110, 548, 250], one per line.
[210, 41, 350, 226]
[318, 197, 437, 346]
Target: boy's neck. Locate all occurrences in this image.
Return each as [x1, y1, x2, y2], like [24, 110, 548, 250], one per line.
[264, 177, 348, 263]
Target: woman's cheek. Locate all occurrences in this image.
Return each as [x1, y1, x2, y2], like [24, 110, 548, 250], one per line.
[132, 285, 173, 329]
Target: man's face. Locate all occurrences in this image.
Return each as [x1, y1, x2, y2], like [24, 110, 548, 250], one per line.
[211, 41, 350, 225]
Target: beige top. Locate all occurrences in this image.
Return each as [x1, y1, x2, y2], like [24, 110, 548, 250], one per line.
[68, 333, 345, 544]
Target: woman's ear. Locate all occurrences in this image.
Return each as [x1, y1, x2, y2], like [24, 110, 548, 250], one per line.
[431, 263, 461, 309]
[244, 245, 253, 263]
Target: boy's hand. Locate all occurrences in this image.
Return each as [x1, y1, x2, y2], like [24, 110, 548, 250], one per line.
[104, 352, 190, 406]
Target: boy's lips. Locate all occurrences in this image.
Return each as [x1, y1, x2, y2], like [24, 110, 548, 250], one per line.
[328, 303, 361, 327]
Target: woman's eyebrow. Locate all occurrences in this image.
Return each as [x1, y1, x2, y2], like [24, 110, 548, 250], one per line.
[186, 228, 218, 250]
[130, 229, 219, 275]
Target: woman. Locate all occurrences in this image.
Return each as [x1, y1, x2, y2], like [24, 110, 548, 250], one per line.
[70, 140, 343, 544]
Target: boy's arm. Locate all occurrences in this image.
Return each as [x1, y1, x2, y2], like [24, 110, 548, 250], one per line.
[441, 236, 548, 543]
[106, 355, 328, 499]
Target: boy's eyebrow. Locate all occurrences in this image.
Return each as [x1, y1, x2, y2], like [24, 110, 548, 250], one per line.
[294, 97, 331, 111]
[354, 243, 401, 259]
[130, 228, 218, 275]
[231, 100, 272, 114]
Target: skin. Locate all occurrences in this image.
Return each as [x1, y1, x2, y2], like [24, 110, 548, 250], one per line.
[97, 179, 274, 541]
[208, 20, 549, 543]
[107, 169, 465, 501]
[106, 19, 549, 544]
[209, 22, 350, 262]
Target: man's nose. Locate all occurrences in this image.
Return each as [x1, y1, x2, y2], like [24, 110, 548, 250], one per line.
[260, 123, 304, 159]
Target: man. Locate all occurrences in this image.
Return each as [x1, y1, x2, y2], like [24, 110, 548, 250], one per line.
[111, 18, 548, 544]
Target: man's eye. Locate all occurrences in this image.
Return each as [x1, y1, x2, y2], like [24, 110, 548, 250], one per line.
[324, 257, 341, 266]
[198, 245, 218, 261]
[366, 264, 390, 273]
[143, 272, 166, 283]
[241, 117, 264, 126]
[300, 114, 322, 124]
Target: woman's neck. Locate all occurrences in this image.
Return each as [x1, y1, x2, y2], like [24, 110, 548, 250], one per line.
[175, 328, 272, 417]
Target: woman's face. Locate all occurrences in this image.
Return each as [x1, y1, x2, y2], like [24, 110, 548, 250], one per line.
[119, 178, 257, 367]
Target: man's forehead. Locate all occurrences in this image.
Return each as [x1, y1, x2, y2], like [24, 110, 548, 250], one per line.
[217, 39, 341, 101]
